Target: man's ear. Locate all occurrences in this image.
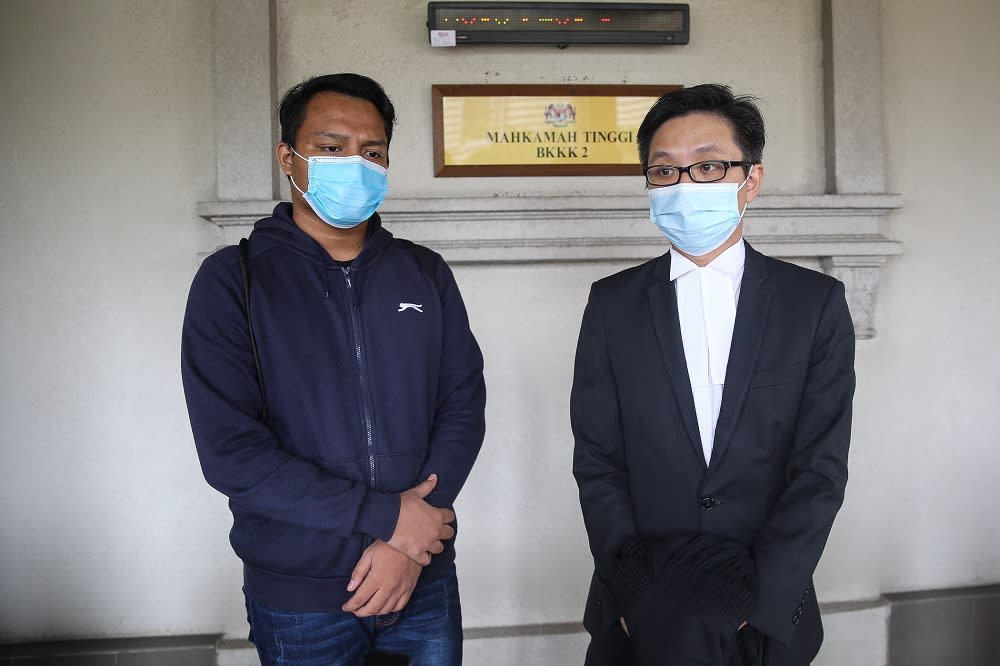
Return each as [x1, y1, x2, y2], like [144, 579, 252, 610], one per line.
[743, 163, 764, 204]
[276, 142, 293, 177]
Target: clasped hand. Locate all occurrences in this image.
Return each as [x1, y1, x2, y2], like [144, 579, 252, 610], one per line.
[342, 540, 422, 617]
[342, 475, 454, 617]
[387, 473, 455, 565]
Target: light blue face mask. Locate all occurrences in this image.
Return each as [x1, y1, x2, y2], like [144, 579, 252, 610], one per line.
[289, 148, 389, 229]
[648, 167, 753, 256]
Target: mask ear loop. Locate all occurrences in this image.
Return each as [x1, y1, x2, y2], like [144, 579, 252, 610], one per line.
[736, 164, 756, 221]
[286, 145, 309, 196]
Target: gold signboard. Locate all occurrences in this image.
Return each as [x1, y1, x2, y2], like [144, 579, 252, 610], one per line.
[432, 84, 679, 177]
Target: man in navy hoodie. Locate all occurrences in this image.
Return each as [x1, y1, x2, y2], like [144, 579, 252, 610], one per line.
[181, 73, 486, 666]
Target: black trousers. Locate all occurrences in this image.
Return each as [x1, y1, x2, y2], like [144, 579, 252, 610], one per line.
[585, 624, 796, 666]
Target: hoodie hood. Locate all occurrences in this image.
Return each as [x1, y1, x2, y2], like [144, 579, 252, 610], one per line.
[250, 202, 394, 269]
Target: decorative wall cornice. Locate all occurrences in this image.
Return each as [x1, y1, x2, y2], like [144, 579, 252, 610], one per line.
[197, 193, 901, 338]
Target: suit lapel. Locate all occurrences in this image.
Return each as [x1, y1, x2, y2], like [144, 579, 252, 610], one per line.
[709, 242, 773, 470]
[648, 254, 706, 468]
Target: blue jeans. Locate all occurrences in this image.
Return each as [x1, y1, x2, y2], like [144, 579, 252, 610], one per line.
[246, 570, 463, 666]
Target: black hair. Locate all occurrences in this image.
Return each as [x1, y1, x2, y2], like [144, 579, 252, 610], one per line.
[636, 84, 765, 169]
[278, 73, 396, 148]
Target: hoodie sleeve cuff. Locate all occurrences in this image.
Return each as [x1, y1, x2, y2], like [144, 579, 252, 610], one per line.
[354, 491, 401, 542]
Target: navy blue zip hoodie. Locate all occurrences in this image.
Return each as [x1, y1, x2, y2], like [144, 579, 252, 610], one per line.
[181, 203, 486, 611]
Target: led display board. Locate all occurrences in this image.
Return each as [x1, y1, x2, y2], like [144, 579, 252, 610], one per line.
[427, 3, 689, 45]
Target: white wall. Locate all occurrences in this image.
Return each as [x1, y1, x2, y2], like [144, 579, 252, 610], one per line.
[0, 0, 231, 640]
[453, 261, 625, 627]
[1, 0, 998, 649]
[809, 0, 1000, 602]
[828, 0, 1000, 593]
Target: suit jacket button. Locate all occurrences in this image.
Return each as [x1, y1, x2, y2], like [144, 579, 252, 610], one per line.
[700, 497, 716, 510]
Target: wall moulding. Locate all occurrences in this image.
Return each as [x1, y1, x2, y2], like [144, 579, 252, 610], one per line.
[203, 0, 902, 340]
[197, 193, 901, 338]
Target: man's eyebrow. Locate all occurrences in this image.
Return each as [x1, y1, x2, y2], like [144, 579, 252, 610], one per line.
[313, 130, 387, 147]
[649, 144, 726, 164]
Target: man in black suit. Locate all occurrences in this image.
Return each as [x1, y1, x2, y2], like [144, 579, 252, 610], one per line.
[571, 85, 855, 665]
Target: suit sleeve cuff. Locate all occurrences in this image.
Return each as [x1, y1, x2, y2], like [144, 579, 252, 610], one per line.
[749, 596, 796, 646]
[354, 491, 400, 542]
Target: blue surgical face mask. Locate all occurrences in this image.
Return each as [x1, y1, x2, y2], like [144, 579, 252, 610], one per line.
[288, 148, 388, 229]
[648, 167, 754, 256]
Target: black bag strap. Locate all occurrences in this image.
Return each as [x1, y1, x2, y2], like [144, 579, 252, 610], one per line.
[238, 238, 267, 424]
[397, 238, 437, 286]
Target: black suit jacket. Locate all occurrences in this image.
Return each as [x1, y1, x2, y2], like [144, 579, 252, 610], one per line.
[571, 242, 855, 662]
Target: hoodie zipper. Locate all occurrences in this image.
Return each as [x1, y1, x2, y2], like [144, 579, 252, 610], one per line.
[342, 267, 377, 491]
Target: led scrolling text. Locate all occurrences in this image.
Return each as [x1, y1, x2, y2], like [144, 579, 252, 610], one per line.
[441, 15, 615, 26]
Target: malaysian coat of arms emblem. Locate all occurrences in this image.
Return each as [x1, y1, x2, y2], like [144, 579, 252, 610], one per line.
[544, 102, 577, 127]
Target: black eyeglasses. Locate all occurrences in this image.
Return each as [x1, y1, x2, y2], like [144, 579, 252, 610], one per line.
[644, 160, 754, 187]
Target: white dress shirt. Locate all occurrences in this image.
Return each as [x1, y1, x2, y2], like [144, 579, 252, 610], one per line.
[669, 241, 746, 465]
